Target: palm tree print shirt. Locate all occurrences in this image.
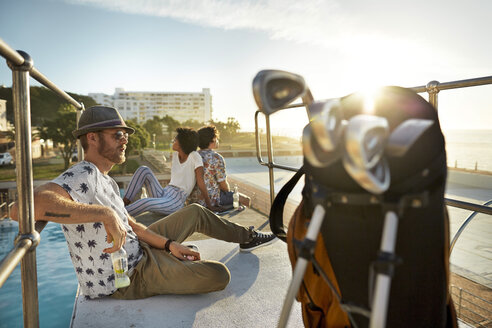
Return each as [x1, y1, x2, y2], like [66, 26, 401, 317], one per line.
[52, 161, 143, 299]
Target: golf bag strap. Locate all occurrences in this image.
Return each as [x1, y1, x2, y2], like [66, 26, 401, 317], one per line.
[269, 165, 305, 242]
[306, 180, 429, 209]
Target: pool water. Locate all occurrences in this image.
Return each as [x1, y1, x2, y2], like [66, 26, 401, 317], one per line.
[0, 220, 78, 328]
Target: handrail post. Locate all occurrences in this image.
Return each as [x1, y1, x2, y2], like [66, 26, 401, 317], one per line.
[265, 114, 275, 206]
[7, 50, 41, 328]
[426, 80, 440, 110]
[76, 108, 85, 161]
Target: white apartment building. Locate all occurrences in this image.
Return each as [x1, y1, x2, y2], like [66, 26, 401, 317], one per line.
[88, 88, 212, 124]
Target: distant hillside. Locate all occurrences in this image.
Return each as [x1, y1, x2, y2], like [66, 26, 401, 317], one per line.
[0, 86, 97, 126]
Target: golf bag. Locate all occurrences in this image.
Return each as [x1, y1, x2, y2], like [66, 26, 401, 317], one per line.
[270, 86, 457, 327]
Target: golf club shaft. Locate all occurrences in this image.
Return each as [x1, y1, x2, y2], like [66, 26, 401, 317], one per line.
[277, 205, 326, 328]
[369, 210, 398, 328]
[302, 88, 314, 119]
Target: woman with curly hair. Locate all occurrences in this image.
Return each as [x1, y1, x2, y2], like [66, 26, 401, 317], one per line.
[123, 127, 214, 215]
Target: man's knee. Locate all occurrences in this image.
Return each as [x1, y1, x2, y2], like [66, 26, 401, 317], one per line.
[209, 262, 231, 291]
[182, 203, 207, 215]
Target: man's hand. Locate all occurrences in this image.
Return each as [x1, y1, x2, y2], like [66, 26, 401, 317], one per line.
[102, 208, 127, 253]
[206, 204, 222, 213]
[169, 242, 201, 261]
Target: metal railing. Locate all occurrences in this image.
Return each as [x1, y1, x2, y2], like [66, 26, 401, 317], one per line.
[450, 199, 492, 254]
[254, 74, 492, 220]
[450, 285, 492, 327]
[0, 38, 84, 328]
[0, 193, 13, 219]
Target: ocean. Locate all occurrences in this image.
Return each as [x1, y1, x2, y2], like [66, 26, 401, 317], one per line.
[269, 128, 492, 173]
[444, 129, 492, 172]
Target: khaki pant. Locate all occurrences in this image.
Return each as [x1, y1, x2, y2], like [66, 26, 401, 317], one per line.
[111, 204, 251, 299]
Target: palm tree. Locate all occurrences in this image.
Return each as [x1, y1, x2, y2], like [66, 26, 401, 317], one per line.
[78, 183, 89, 193]
[86, 268, 95, 276]
[99, 253, 110, 264]
[85, 281, 94, 291]
[62, 183, 72, 193]
[76, 225, 85, 238]
[74, 242, 83, 250]
[81, 165, 94, 175]
[93, 222, 102, 234]
[62, 171, 74, 179]
[76, 267, 83, 274]
[88, 256, 94, 265]
[87, 240, 97, 252]
[38, 104, 78, 169]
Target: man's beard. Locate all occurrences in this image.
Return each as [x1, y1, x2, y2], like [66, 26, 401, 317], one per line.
[98, 137, 126, 164]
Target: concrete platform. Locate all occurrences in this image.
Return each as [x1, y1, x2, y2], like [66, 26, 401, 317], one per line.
[71, 238, 303, 328]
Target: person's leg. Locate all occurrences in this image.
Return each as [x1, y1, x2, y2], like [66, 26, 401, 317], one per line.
[111, 204, 275, 299]
[147, 203, 251, 243]
[124, 166, 164, 203]
[125, 185, 187, 216]
[153, 204, 277, 252]
[113, 204, 251, 299]
[111, 242, 230, 299]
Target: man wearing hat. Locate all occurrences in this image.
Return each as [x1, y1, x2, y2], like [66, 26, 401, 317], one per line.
[11, 105, 277, 300]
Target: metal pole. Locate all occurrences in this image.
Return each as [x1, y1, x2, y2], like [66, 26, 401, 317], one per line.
[7, 50, 40, 328]
[0, 38, 83, 110]
[265, 114, 275, 206]
[426, 80, 440, 110]
[0, 239, 32, 287]
[76, 108, 84, 161]
[277, 205, 326, 328]
[445, 198, 492, 215]
[449, 199, 492, 254]
[369, 211, 399, 328]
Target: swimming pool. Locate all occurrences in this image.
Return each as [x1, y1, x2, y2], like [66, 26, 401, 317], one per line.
[0, 220, 78, 328]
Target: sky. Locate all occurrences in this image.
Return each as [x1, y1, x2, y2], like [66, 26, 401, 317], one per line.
[0, 0, 491, 133]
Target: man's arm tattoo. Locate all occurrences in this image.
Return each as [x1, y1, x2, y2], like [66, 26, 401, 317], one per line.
[45, 212, 70, 218]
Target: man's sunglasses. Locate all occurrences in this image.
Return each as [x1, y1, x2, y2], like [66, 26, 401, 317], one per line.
[99, 130, 129, 141]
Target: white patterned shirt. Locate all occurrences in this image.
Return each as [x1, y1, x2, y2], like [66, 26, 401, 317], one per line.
[52, 161, 143, 299]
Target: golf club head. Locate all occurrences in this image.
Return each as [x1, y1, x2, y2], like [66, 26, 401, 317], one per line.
[386, 119, 434, 157]
[302, 123, 345, 168]
[252, 70, 308, 115]
[344, 115, 389, 169]
[343, 115, 390, 194]
[308, 99, 344, 152]
[343, 155, 390, 194]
